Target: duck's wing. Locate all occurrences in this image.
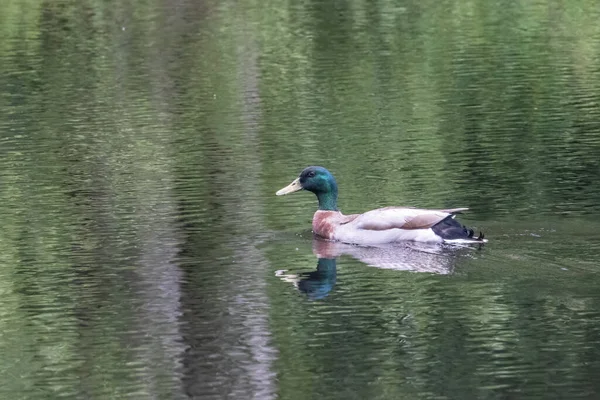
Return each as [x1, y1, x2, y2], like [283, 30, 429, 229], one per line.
[347, 207, 465, 231]
[435, 207, 469, 214]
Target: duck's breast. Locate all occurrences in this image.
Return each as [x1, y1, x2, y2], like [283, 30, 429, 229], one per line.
[312, 211, 339, 239]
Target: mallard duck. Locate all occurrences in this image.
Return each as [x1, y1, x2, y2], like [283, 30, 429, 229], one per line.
[276, 166, 486, 244]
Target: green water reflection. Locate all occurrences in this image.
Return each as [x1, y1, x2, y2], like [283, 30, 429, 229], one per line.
[2, 0, 600, 399]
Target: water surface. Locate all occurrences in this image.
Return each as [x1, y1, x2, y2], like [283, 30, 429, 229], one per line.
[2, 1, 600, 399]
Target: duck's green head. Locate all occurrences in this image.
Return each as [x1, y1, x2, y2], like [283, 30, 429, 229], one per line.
[276, 166, 338, 211]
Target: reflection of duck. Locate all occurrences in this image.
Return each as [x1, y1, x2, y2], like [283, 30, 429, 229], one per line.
[276, 257, 336, 300]
[277, 238, 467, 299]
[312, 238, 458, 274]
[276, 166, 486, 245]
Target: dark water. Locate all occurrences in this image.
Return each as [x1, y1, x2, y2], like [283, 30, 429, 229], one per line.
[2, 1, 600, 399]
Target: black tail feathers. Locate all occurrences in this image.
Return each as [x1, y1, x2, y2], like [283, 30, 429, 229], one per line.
[432, 216, 485, 242]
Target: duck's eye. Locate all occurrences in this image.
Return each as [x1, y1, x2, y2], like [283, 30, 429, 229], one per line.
[307, 171, 316, 178]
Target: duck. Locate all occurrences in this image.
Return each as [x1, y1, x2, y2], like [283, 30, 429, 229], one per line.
[276, 166, 486, 245]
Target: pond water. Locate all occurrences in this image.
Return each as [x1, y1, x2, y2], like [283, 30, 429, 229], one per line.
[2, 1, 600, 399]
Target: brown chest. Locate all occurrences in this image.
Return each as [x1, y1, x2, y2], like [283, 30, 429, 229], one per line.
[312, 211, 339, 239]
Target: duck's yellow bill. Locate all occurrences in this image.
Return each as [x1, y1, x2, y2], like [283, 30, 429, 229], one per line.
[276, 178, 302, 195]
